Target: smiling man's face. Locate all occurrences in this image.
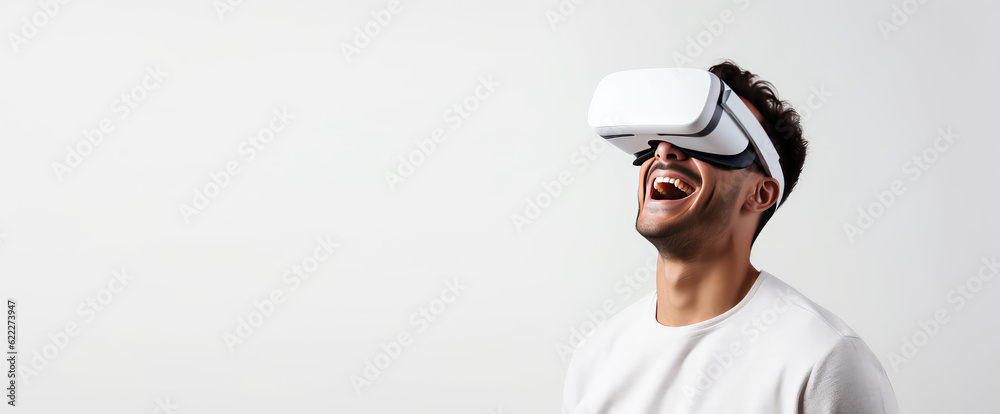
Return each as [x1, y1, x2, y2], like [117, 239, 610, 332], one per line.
[635, 96, 767, 260]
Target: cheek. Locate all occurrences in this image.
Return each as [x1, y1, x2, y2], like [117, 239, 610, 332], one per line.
[637, 180, 645, 205]
[711, 178, 746, 209]
[637, 162, 652, 201]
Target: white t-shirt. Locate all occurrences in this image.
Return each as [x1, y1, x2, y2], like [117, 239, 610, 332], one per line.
[562, 270, 898, 413]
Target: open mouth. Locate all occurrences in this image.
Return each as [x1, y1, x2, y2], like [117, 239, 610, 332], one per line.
[650, 176, 695, 201]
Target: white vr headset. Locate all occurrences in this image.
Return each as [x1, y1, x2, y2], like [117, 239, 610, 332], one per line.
[588, 68, 785, 208]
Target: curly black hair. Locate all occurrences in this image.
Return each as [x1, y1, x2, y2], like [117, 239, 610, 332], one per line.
[708, 60, 809, 245]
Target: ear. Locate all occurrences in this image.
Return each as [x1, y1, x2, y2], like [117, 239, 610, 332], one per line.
[745, 175, 781, 213]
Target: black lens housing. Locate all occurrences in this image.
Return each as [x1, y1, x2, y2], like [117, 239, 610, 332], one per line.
[632, 140, 760, 170]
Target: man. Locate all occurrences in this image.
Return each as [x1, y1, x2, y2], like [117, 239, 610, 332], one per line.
[562, 61, 899, 413]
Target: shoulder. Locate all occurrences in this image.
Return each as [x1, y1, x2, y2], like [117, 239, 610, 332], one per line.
[755, 271, 862, 345]
[563, 291, 653, 406]
[801, 336, 900, 413]
[757, 272, 899, 413]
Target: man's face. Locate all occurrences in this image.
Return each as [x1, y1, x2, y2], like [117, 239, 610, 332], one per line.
[635, 96, 765, 259]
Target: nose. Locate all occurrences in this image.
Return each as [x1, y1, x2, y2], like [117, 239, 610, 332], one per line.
[652, 141, 688, 162]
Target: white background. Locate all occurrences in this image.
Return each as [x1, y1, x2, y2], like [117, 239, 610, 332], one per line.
[2, 0, 998, 413]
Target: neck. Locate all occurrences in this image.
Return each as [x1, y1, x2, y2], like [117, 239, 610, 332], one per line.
[653, 239, 759, 327]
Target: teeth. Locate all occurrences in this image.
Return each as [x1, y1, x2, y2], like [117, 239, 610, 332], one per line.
[653, 176, 693, 195]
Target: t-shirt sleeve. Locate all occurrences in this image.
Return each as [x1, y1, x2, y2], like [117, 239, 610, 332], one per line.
[800, 336, 900, 414]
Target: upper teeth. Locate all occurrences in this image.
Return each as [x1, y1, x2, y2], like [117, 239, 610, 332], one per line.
[653, 176, 693, 195]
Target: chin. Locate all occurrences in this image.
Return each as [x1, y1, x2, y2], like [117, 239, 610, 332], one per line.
[635, 210, 708, 253]
[635, 216, 683, 240]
